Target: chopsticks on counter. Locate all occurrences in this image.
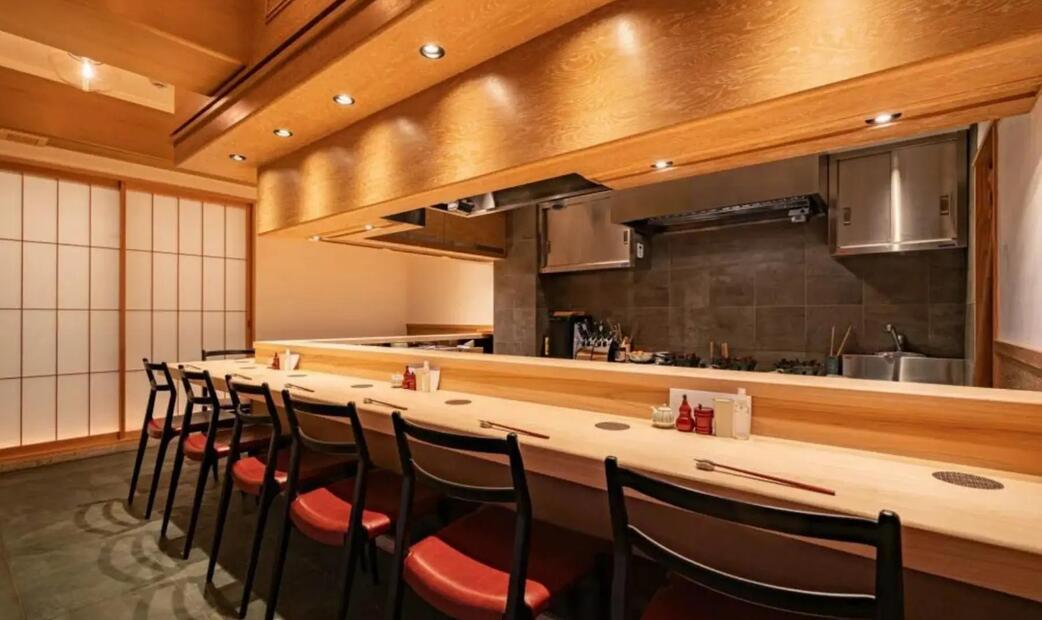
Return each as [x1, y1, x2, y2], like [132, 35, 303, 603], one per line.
[285, 382, 314, 393]
[363, 397, 409, 411]
[231, 373, 253, 381]
[479, 419, 550, 440]
[695, 459, 835, 496]
[185, 364, 202, 370]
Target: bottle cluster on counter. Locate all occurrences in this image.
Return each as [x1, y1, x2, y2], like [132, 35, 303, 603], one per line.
[653, 388, 751, 439]
[392, 361, 440, 392]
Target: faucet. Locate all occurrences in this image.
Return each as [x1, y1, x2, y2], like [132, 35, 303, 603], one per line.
[884, 323, 905, 352]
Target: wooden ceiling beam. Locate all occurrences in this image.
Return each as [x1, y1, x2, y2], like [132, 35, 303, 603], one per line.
[0, 0, 255, 94]
[255, 0, 1042, 237]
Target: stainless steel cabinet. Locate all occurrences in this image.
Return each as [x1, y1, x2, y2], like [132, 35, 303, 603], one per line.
[539, 192, 637, 273]
[829, 131, 966, 255]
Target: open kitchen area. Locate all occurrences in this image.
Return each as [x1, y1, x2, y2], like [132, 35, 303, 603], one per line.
[1, 2, 1042, 620]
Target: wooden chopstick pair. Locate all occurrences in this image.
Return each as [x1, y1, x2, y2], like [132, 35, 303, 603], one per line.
[363, 397, 409, 411]
[284, 382, 314, 393]
[695, 459, 835, 496]
[479, 419, 550, 440]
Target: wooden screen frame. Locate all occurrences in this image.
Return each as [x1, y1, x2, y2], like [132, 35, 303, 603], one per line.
[0, 160, 256, 466]
[972, 123, 998, 387]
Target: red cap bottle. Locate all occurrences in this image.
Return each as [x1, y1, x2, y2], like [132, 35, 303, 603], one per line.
[675, 395, 694, 432]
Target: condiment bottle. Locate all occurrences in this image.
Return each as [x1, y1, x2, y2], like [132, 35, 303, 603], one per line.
[733, 388, 752, 439]
[675, 395, 694, 432]
[694, 404, 715, 435]
[403, 366, 416, 390]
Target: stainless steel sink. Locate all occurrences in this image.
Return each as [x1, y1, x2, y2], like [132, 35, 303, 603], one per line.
[897, 356, 965, 385]
[842, 352, 961, 385]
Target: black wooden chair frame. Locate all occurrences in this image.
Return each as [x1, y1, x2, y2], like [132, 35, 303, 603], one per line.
[159, 367, 234, 557]
[264, 391, 368, 620]
[386, 411, 534, 620]
[604, 456, 904, 620]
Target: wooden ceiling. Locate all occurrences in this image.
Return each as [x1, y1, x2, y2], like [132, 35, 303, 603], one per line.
[0, 0, 613, 187]
[255, 0, 1042, 238]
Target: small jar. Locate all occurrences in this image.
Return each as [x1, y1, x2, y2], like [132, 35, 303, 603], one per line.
[694, 405, 715, 435]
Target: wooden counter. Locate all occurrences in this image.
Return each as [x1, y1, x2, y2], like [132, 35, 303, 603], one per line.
[179, 354, 1042, 603]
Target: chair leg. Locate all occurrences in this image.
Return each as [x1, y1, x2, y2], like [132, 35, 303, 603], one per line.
[367, 538, 380, 586]
[145, 434, 172, 519]
[336, 529, 364, 620]
[159, 439, 186, 538]
[127, 425, 150, 506]
[206, 456, 237, 584]
[211, 459, 220, 484]
[239, 485, 277, 619]
[264, 499, 295, 620]
[181, 453, 214, 559]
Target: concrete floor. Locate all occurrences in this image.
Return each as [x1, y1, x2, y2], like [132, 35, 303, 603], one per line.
[0, 449, 476, 620]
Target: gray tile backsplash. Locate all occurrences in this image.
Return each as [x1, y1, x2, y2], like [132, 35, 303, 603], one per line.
[527, 214, 968, 365]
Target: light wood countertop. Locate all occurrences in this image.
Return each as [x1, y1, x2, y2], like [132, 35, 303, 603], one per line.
[180, 356, 1042, 601]
[288, 333, 489, 346]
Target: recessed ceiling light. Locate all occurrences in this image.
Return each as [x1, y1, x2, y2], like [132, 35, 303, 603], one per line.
[332, 93, 355, 106]
[364, 224, 374, 231]
[866, 112, 902, 126]
[273, 128, 293, 138]
[651, 160, 674, 170]
[308, 235, 321, 242]
[228, 153, 247, 162]
[419, 43, 445, 60]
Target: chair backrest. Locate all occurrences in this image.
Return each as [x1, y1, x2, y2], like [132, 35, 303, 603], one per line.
[141, 358, 176, 427]
[281, 390, 367, 507]
[391, 411, 532, 617]
[225, 378, 283, 473]
[177, 366, 225, 447]
[604, 457, 904, 620]
[201, 348, 255, 360]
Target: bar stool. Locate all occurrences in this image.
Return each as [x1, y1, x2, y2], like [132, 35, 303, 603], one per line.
[159, 368, 269, 558]
[603, 456, 905, 620]
[264, 390, 439, 620]
[127, 359, 195, 518]
[207, 380, 351, 618]
[386, 411, 603, 620]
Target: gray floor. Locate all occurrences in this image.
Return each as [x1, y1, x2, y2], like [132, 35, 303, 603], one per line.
[0, 448, 453, 620]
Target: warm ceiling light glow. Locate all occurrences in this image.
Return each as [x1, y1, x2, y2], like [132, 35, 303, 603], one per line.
[228, 153, 247, 162]
[80, 57, 95, 80]
[332, 93, 355, 106]
[651, 160, 674, 170]
[866, 112, 902, 126]
[364, 224, 374, 231]
[273, 128, 293, 138]
[308, 235, 321, 241]
[419, 43, 445, 59]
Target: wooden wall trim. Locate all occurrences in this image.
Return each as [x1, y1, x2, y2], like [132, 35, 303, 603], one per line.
[996, 340, 1042, 374]
[0, 432, 136, 469]
[405, 323, 493, 336]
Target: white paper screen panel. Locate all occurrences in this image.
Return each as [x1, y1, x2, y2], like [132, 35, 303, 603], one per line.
[0, 169, 123, 447]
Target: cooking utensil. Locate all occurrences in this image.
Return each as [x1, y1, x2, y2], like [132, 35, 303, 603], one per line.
[695, 459, 836, 495]
[363, 397, 409, 411]
[836, 325, 853, 356]
[829, 325, 836, 356]
[478, 419, 550, 440]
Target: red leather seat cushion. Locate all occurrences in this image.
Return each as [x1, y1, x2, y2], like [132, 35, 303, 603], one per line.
[290, 470, 440, 546]
[231, 450, 349, 496]
[182, 427, 270, 461]
[404, 505, 602, 620]
[146, 416, 181, 438]
[642, 579, 802, 620]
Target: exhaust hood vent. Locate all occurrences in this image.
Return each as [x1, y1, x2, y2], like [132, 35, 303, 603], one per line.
[614, 155, 827, 233]
[432, 173, 606, 217]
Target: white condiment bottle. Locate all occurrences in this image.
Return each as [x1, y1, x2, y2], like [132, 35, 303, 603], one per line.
[713, 397, 735, 438]
[733, 388, 752, 439]
[418, 361, 431, 392]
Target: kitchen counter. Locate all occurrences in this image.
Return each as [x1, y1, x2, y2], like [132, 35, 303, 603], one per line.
[177, 342, 1042, 602]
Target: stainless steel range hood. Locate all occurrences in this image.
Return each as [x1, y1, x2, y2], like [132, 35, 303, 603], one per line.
[613, 155, 828, 232]
[430, 173, 607, 217]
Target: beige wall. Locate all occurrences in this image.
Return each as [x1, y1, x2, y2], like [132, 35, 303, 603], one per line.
[254, 237, 494, 341]
[403, 254, 494, 327]
[997, 99, 1042, 352]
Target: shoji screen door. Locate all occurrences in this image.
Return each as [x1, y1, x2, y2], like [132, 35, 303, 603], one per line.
[0, 171, 121, 447]
[123, 190, 249, 421]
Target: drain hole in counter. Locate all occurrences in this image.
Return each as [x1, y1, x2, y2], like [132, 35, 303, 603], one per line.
[351, 384, 374, 389]
[445, 399, 471, 406]
[595, 422, 630, 431]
